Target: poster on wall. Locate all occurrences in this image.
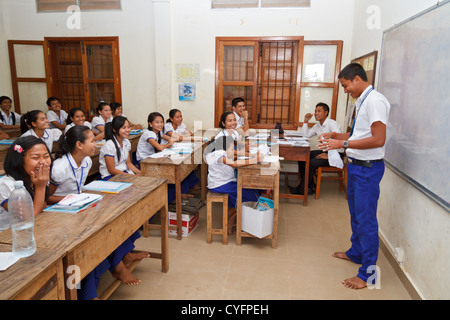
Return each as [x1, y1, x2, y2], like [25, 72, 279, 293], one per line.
[178, 83, 196, 101]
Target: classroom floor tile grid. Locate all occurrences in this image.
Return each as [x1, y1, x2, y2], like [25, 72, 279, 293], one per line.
[101, 179, 412, 300]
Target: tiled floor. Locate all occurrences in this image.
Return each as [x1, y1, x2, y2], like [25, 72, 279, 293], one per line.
[103, 179, 412, 300]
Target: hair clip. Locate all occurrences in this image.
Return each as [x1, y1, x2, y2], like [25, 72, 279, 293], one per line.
[14, 145, 24, 153]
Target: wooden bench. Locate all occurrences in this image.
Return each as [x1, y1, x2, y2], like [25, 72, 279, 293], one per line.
[206, 191, 229, 245]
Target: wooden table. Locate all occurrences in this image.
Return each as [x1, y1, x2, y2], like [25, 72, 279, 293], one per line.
[236, 161, 280, 248]
[278, 144, 311, 206]
[0, 244, 66, 300]
[139, 141, 207, 240]
[0, 175, 168, 300]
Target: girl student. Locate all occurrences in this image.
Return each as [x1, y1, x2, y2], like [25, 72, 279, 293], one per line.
[91, 102, 112, 135]
[0, 95, 21, 130]
[46, 97, 68, 131]
[20, 110, 62, 153]
[136, 112, 198, 202]
[64, 107, 104, 141]
[215, 111, 249, 158]
[0, 136, 51, 230]
[48, 126, 147, 299]
[110, 101, 142, 130]
[99, 116, 140, 180]
[164, 108, 193, 142]
[206, 135, 262, 234]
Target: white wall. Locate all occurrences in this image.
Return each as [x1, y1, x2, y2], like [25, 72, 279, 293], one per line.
[351, 0, 449, 299]
[0, 0, 157, 126]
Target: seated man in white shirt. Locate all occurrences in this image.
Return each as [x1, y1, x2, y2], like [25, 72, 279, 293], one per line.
[232, 97, 249, 137]
[290, 102, 342, 195]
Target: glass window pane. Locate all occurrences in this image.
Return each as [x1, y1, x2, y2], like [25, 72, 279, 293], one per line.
[89, 83, 115, 116]
[14, 45, 46, 78]
[302, 45, 337, 83]
[224, 46, 254, 81]
[261, 0, 311, 8]
[223, 86, 253, 121]
[212, 0, 258, 9]
[17, 82, 48, 114]
[86, 45, 114, 79]
[299, 87, 333, 124]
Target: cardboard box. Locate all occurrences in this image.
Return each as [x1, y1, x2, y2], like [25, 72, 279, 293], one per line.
[168, 211, 199, 237]
[241, 201, 274, 239]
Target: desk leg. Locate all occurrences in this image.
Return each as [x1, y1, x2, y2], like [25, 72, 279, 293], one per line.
[201, 162, 207, 202]
[63, 253, 77, 300]
[304, 154, 310, 206]
[160, 197, 169, 273]
[175, 166, 182, 240]
[272, 171, 280, 249]
[236, 171, 242, 246]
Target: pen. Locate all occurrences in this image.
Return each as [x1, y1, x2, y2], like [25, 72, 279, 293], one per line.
[102, 191, 120, 194]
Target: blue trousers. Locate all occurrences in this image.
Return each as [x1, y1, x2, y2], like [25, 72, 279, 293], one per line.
[168, 172, 199, 204]
[345, 161, 385, 283]
[210, 181, 260, 209]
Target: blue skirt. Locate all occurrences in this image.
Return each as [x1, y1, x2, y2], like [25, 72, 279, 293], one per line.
[210, 181, 260, 209]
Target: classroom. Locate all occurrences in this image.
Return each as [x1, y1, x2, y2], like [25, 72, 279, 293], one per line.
[0, 0, 448, 302]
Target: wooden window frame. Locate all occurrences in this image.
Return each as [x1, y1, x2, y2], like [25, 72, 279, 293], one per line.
[36, 0, 121, 12]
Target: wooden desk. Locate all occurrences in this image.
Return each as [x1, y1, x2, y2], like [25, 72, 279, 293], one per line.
[236, 161, 280, 248]
[88, 132, 142, 176]
[278, 145, 310, 206]
[0, 244, 66, 300]
[0, 175, 168, 300]
[139, 141, 207, 240]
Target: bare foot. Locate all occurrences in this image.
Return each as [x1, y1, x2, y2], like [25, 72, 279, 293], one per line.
[123, 250, 151, 268]
[342, 276, 367, 289]
[181, 193, 194, 199]
[112, 261, 141, 285]
[332, 252, 352, 261]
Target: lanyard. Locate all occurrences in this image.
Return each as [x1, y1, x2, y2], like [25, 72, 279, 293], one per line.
[67, 154, 84, 194]
[350, 86, 374, 137]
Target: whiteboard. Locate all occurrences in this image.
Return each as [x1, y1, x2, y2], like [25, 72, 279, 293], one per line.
[378, 0, 450, 212]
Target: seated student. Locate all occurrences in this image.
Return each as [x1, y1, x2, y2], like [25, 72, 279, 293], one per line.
[215, 111, 240, 141]
[20, 110, 62, 153]
[91, 102, 112, 135]
[136, 112, 198, 202]
[99, 116, 141, 180]
[0, 136, 51, 232]
[110, 101, 142, 130]
[206, 135, 261, 234]
[164, 108, 193, 141]
[0, 96, 21, 130]
[65, 107, 104, 141]
[289, 102, 342, 195]
[46, 97, 68, 131]
[49, 126, 147, 299]
[231, 97, 250, 137]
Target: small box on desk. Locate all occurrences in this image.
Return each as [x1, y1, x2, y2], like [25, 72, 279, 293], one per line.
[241, 200, 274, 239]
[168, 211, 199, 237]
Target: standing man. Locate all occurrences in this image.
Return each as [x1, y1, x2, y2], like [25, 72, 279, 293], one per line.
[289, 102, 342, 195]
[319, 63, 390, 289]
[232, 97, 249, 137]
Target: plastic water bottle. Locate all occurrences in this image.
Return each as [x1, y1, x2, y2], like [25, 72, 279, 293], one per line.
[8, 180, 36, 257]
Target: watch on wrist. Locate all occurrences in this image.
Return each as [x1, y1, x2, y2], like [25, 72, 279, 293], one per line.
[343, 140, 349, 148]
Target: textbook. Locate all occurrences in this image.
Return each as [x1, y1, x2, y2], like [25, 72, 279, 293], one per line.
[0, 139, 15, 145]
[82, 180, 132, 194]
[43, 193, 103, 214]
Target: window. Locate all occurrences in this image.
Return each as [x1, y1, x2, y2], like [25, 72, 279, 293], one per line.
[212, 0, 310, 9]
[215, 37, 342, 129]
[37, 0, 121, 12]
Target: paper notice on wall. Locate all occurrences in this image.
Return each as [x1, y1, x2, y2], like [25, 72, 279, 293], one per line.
[176, 64, 200, 83]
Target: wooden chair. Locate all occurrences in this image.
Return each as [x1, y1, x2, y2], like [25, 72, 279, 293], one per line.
[315, 157, 348, 199]
[206, 191, 229, 244]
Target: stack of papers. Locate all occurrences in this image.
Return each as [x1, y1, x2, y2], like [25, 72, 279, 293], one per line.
[0, 252, 21, 271]
[82, 181, 132, 193]
[0, 139, 15, 145]
[150, 149, 176, 158]
[170, 142, 195, 154]
[44, 193, 103, 214]
[130, 129, 142, 135]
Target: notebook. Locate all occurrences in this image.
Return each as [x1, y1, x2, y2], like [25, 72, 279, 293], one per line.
[82, 180, 132, 194]
[44, 193, 103, 214]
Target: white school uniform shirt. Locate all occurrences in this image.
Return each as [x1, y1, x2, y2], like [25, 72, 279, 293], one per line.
[91, 115, 112, 134]
[206, 150, 236, 189]
[0, 176, 15, 231]
[47, 110, 68, 129]
[0, 110, 21, 126]
[214, 129, 240, 141]
[99, 137, 133, 179]
[136, 129, 168, 161]
[164, 122, 187, 135]
[21, 128, 62, 153]
[233, 111, 245, 129]
[64, 122, 92, 135]
[51, 154, 92, 196]
[302, 117, 342, 138]
[348, 85, 390, 161]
